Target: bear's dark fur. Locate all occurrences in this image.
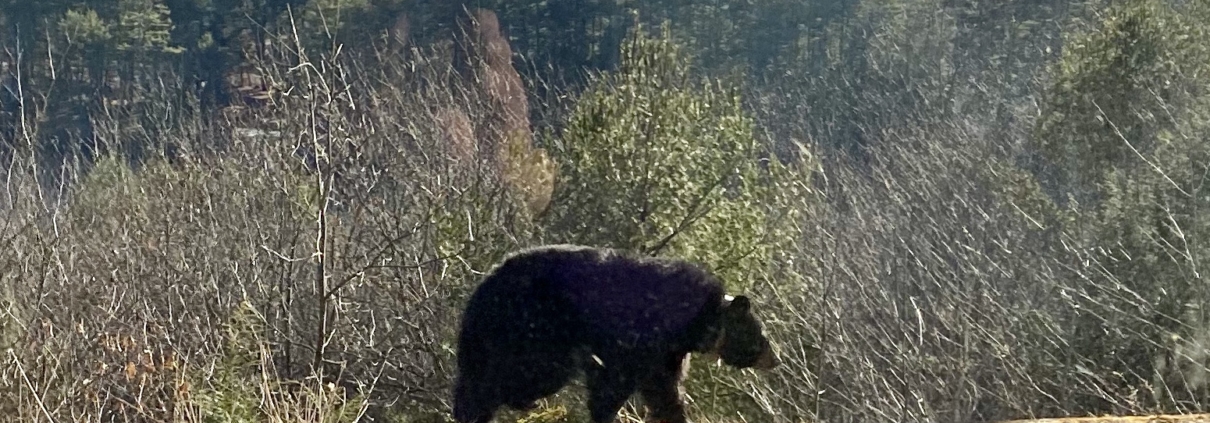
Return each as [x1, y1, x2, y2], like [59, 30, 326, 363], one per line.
[452, 244, 777, 423]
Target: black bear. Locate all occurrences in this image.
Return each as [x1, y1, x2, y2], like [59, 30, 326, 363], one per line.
[452, 244, 778, 423]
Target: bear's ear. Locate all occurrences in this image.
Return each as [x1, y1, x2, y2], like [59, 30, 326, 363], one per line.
[729, 295, 751, 313]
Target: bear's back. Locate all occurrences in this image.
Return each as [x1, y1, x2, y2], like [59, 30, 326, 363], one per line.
[510, 245, 722, 347]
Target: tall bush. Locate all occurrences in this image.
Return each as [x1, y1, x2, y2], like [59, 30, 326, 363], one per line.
[543, 23, 805, 290]
[1032, 0, 1210, 412]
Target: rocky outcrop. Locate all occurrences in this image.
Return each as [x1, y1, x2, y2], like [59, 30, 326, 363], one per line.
[438, 8, 555, 218]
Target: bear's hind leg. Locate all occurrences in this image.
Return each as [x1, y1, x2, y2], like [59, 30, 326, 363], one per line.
[453, 379, 498, 423]
[585, 365, 639, 423]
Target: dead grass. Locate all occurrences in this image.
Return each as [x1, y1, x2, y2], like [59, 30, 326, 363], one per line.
[999, 414, 1210, 423]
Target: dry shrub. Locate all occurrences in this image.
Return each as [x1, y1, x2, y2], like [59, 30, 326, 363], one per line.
[0, 14, 549, 421]
[435, 107, 477, 165]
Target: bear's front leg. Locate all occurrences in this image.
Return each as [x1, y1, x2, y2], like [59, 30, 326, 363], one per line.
[585, 364, 639, 423]
[638, 353, 690, 423]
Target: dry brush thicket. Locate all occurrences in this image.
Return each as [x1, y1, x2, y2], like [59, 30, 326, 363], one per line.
[1, 7, 1208, 423]
[0, 10, 548, 421]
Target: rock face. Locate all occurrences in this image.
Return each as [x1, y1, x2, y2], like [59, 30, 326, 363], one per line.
[436, 8, 555, 218]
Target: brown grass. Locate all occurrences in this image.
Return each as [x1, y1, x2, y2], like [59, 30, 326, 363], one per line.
[1000, 414, 1210, 423]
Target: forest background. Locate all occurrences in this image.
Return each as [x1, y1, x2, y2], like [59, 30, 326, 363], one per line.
[2, 1, 1210, 422]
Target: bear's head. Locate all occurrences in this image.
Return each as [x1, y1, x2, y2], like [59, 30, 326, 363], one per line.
[702, 295, 778, 370]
